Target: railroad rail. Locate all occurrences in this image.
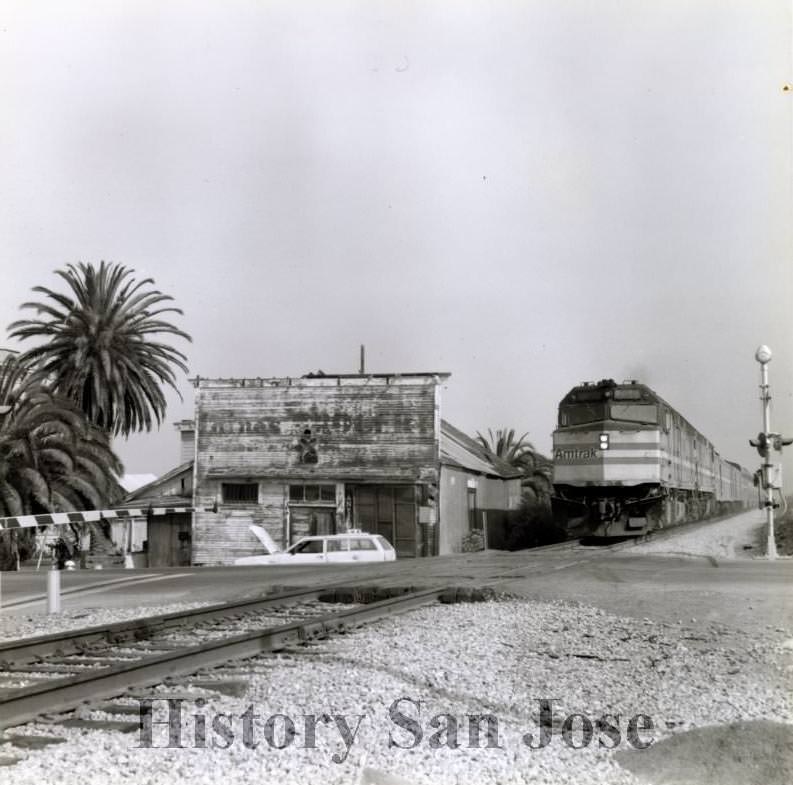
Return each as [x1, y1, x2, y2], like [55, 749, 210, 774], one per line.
[0, 586, 447, 730]
[0, 583, 358, 664]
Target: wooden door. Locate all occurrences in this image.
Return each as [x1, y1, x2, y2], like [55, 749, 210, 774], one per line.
[148, 513, 192, 567]
[289, 507, 336, 545]
[354, 486, 416, 558]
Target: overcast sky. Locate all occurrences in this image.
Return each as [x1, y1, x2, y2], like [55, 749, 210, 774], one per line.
[1, 1, 791, 484]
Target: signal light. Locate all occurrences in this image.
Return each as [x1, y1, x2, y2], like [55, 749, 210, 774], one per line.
[599, 433, 610, 450]
[749, 432, 769, 458]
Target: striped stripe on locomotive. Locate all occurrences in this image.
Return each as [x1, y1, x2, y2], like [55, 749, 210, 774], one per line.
[551, 379, 754, 537]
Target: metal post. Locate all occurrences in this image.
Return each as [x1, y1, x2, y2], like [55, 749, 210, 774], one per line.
[47, 563, 61, 614]
[123, 519, 134, 568]
[756, 346, 777, 560]
[79, 522, 90, 569]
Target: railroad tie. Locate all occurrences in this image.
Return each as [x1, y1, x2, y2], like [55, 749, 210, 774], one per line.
[52, 718, 140, 733]
[1, 733, 67, 750]
[182, 679, 249, 697]
[90, 703, 143, 717]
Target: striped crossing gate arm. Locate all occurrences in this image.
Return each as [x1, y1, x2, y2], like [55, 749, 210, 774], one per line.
[0, 506, 212, 531]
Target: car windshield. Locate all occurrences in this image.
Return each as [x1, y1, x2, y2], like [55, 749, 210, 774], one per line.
[289, 539, 324, 554]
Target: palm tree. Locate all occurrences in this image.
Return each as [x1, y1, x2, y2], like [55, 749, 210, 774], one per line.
[476, 428, 539, 473]
[8, 261, 191, 436]
[477, 426, 560, 547]
[0, 355, 124, 568]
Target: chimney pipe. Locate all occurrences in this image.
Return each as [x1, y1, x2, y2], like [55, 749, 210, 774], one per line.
[359, 345, 365, 375]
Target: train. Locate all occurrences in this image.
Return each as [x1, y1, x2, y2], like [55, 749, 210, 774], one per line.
[551, 378, 756, 537]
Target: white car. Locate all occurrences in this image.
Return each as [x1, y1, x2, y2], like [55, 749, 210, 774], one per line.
[233, 526, 397, 566]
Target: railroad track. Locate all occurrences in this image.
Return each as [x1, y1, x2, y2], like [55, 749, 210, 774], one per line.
[477, 512, 746, 587]
[0, 585, 448, 743]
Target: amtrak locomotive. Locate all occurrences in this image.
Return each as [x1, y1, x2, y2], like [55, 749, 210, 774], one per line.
[552, 379, 754, 537]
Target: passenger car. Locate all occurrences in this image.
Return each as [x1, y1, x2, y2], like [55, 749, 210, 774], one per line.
[233, 527, 397, 566]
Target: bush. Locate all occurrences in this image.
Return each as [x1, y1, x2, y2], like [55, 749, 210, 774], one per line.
[461, 529, 486, 552]
[0, 529, 37, 570]
[504, 492, 566, 550]
[774, 501, 793, 556]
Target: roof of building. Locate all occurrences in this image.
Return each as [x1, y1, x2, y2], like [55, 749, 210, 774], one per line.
[440, 421, 523, 480]
[120, 460, 194, 508]
[119, 474, 159, 493]
[190, 372, 451, 388]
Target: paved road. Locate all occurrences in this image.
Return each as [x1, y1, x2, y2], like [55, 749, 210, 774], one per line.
[2, 541, 790, 636]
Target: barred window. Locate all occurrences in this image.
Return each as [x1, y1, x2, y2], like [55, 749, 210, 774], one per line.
[222, 483, 258, 503]
[289, 484, 336, 503]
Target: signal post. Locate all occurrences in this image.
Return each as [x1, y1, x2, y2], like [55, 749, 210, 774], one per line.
[750, 346, 792, 560]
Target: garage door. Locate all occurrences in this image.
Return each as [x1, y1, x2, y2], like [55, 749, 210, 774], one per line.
[353, 486, 416, 558]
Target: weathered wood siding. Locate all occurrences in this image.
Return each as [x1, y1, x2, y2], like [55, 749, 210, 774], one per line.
[192, 376, 443, 565]
[195, 377, 440, 481]
[193, 480, 285, 565]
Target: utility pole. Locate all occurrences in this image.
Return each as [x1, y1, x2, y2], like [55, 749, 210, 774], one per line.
[749, 346, 793, 560]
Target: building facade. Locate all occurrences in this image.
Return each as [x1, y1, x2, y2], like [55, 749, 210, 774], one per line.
[129, 372, 522, 566]
[191, 373, 447, 564]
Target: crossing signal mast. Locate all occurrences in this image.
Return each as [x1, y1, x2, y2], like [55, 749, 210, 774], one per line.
[749, 345, 792, 560]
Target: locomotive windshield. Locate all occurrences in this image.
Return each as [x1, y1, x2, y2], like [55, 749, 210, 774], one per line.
[559, 403, 608, 425]
[609, 403, 657, 424]
[559, 402, 658, 426]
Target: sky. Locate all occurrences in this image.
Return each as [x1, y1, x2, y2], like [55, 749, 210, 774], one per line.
[1, 1, 791, 485]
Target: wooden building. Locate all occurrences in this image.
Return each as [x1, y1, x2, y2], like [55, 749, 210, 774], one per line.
[118, 462, 194, 567]
[191, 373, 445, 564]
[438, 421, 524, 552]
[138, 372, 522, 566]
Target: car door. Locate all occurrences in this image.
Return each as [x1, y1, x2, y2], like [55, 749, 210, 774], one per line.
[325, 538, 350, 564]
[287, 538, 327, 564]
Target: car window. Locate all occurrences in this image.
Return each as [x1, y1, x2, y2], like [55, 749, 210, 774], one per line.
[326, 539, 348, 552]
[375, 536, 395, 552]
[347, 538, 377, 551]
[292, 539, 324, 554]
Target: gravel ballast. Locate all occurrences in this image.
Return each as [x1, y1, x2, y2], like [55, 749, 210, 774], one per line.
[2, 598, 791, 785]
[2, 514, 790, 783]
[629, 511, 768, 560]
[0, 602, 213, 644]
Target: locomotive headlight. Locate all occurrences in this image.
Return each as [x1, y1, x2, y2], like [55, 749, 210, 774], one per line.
[599, 433, 610, 450]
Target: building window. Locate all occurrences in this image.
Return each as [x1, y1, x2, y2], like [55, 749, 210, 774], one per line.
[289, 484, 336, 503]
[222, 483, 258, 503]
[467, 488, 478, 530]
